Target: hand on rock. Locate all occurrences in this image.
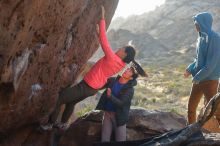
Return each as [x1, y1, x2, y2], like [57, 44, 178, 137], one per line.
[101, 5, 105, 19]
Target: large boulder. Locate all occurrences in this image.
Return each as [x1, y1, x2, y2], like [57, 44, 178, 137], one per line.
[0, 0, 118, 138]
[59, 107, 186, 146]
[1, 108, 220, 146]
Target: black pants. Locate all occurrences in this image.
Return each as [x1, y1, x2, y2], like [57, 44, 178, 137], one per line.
[50, 80, 98, 123]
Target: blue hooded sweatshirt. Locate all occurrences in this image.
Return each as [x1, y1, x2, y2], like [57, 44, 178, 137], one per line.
[186, 12, 220, 83]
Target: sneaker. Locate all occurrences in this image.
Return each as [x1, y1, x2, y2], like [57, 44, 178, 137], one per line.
[40, 123, 53, 130]
[54, 122, 69, 131]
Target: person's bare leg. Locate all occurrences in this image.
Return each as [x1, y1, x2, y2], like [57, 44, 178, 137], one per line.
[115, 124, 126, 141]
[101, 112, 113, 142]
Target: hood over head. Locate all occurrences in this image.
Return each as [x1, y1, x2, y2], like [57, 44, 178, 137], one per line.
[193, 12, 213, 34]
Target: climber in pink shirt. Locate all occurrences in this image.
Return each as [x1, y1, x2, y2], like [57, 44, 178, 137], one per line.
[41, 6, 136, 130]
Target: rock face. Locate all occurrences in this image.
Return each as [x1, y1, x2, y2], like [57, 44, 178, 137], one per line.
[0, 108, 186, 146]
[59, 108, 220, 146]
[59, 108, 186, 146]
[0, 0, 118, 138]
[1, 108, 220, 146]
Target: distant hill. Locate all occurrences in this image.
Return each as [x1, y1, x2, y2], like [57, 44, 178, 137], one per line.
[91, 0, 220, 67]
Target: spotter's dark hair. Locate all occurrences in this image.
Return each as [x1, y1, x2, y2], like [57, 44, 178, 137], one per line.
[131, 60, 148, 78]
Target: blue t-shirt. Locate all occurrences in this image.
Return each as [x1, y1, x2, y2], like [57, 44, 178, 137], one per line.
[104, 81, 124, 112]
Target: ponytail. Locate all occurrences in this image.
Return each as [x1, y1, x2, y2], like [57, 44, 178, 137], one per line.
[131, 60, 148, 77]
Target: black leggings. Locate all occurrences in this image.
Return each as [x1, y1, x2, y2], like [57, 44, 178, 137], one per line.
[50, 80, 98, 123]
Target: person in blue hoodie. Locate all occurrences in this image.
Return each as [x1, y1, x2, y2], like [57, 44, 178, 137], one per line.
[184, 12, 220, 124]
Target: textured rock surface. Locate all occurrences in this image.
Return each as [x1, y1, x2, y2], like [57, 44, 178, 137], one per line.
[0, 0, 118, 137]
[92, 132, 220, 146]
[0, 108, 186, 145]
[1, 108, 220, 146]
[59, 108, 186, 146]
[0, 125, 53, 146]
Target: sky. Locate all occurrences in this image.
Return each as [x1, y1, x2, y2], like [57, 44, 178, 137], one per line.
[113, 0, 165, 19]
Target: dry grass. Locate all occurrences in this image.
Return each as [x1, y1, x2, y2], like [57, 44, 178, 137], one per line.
[132, 65, 204, 116]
